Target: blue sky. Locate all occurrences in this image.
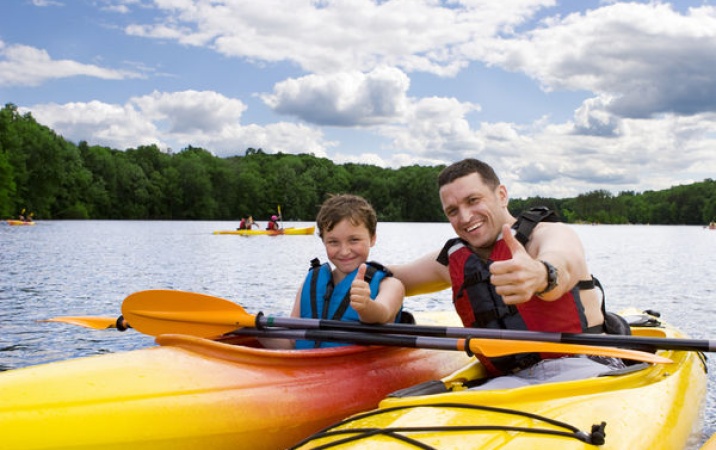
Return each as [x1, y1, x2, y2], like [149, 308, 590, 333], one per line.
[2, 0, 715, 199]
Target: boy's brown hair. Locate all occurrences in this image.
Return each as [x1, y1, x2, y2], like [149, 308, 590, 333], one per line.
[316, 194, 377, 239]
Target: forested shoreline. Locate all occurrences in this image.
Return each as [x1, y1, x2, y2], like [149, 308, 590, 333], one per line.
[2, 103, 715, 224]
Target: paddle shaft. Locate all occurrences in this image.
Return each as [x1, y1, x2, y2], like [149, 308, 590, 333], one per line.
[258, 315, 716, 353]
[229, 327, 670, 363]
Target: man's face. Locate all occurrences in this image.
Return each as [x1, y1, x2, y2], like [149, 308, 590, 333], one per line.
[439, 172, 508, 253]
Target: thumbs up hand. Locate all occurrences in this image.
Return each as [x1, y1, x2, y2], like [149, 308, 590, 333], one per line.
[350, 264, 371, 312]
[489, 224, 547, 305]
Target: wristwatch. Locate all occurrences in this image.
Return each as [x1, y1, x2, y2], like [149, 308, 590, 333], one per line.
[536, 260, 558, 296]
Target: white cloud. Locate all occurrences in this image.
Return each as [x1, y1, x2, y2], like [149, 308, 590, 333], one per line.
[131, 90, 247, 133]
[124, 0, 554, 76]
[0, 41, 142, 87]
[262, 66, 410, 126]
[380, 96, 483, 158]
[21, 91, 334, 158]
[25, 101, 163, 149]
[482, 3, 716, 118]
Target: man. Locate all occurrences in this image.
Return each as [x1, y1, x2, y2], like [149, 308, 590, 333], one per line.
[391, 158, 623, 388]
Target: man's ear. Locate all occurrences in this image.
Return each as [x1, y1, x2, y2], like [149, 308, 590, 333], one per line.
[497, 184, 509, 207]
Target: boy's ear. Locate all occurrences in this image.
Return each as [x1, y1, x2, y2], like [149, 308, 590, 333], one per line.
[370, 233, 377, 247]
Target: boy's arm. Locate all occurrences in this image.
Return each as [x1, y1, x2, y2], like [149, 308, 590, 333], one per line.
[350, 264, 405, 324]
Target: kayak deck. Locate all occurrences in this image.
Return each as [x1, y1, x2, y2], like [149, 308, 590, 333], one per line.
[293, 312, 708, 450]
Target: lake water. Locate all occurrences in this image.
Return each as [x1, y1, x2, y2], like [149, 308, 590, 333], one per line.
[2, 220, 715, 445]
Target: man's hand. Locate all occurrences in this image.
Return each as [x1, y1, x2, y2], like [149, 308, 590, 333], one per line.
[488, 224, 546, 304]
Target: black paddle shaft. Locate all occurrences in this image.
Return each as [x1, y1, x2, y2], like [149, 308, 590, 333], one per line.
[257, 314, 716, 353]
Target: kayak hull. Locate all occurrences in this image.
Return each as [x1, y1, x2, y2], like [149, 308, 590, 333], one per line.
[213, 226, 315, 236]
[0, 314, 470, 450]
[294, 311, 708, 450]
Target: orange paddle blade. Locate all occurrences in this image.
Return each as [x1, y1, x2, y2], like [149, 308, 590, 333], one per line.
[41, 316, 119, 330]
[122, 289, 255, 337]
[461, 338, 672, 364]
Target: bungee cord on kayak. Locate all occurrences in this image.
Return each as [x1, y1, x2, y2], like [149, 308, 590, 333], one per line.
[289, 403, 608, 449]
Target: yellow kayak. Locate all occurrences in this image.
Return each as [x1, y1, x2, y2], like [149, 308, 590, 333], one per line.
[213, 226, 315, 236]
[703, 434, 716, 450]
[0, 312, 470, 450]
[293, 310, 708, 450]
[6, 219, 35, 226]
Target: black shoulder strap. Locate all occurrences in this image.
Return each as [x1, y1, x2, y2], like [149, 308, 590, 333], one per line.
[512, 206, 559, 246]
[307, 258, 324, 320]
[365, 260, 392, 279]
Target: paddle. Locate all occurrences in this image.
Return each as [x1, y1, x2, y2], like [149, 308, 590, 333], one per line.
[120, 290, 671, 363]
[230, 328, 673, 362]
[42, 315, 130, 330]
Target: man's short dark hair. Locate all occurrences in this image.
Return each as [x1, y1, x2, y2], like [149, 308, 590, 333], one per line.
[437, 158, 500, 189]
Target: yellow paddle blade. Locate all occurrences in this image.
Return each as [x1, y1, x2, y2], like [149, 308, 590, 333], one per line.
[463, 338, 672, 364]
[41, 316, 119, 330]
[122, 289, 256, 337]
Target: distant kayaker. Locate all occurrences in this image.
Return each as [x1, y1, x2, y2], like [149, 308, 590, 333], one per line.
[263, 194, 405, 349]
[390, 158, 628, 389]
[237, 216, 257, 230]
[266, 215, 281, 231]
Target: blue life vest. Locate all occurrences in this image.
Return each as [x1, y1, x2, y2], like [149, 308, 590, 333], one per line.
[295, 258, 397, 349]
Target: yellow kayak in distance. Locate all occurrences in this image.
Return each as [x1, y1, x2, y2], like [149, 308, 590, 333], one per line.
[6, 219, 35, 226]
[213, 225, 315, 236]
[293, 310, 708, 450]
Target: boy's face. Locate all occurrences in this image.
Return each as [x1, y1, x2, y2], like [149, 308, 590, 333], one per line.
[322, 218, 376, 277]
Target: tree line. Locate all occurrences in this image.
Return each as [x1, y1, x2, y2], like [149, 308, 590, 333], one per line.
[2, 103, 715, 224]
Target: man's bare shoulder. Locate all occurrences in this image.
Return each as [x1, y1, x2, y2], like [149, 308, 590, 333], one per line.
[527, 221, 581, 252]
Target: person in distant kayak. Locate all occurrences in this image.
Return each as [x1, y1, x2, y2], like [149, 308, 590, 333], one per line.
[266, 215, 281, 231]
[389, 158, 628, 389]
[264, 194, 406, 349]
[237, 216, 257, 230]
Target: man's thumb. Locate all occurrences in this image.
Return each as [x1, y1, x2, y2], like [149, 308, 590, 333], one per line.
[501, 224, 527, 256]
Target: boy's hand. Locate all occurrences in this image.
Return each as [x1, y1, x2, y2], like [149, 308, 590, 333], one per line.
[350, 264, 371, 312]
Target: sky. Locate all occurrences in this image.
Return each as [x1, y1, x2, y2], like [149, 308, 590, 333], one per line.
[2, 0, 716, 199]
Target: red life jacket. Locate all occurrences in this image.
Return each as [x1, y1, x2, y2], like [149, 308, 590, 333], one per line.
[438, 207, 592, 375]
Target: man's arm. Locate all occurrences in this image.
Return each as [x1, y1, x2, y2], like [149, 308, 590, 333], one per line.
[490, 223, 589, 304]
[389, 250, 452, 297]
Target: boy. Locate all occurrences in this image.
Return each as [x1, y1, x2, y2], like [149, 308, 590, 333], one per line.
[268, 194, 405, 349]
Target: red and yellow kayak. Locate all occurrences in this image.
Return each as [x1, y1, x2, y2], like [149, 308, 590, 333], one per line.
[213, 226, 315, 236]
[294, 310, 708, 450]
[0, 313, 470, 450]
